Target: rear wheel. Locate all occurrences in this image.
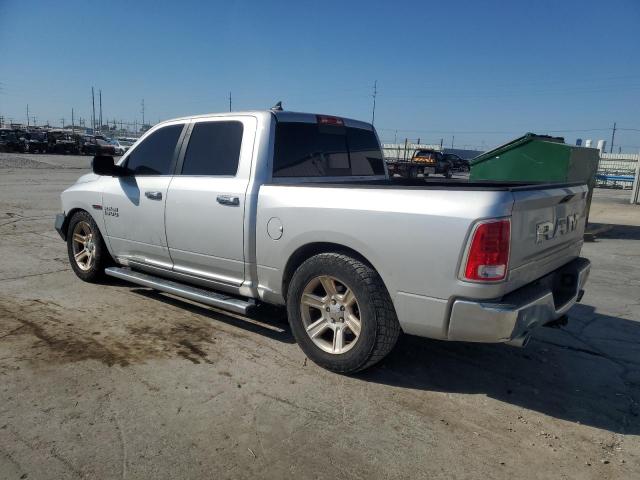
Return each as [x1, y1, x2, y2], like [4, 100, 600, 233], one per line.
[66, 211, 111, 282]
[287, 253, 401, 373]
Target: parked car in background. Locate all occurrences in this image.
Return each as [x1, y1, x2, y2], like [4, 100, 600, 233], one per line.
[26, 130, 48, 153]
[0, 128, 27, 152]
[108, 139, 126, 156]
[443, 153, 470, 172]
[48, 130, 81, 154]
[388, 149, 452, 178]
[116, 137, 137, 152]
[81, 136, 116, 156]
[412, 149, 452, 177]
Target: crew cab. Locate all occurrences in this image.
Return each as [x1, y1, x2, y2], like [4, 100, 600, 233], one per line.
[55, 110, 591, 373]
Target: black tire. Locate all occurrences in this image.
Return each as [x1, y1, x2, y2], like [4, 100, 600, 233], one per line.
[66, 210, 112, 283]
[445, 170, 453, 179]
[287, 253, 401, 373]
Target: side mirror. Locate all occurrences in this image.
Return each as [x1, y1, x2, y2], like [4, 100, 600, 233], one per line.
[92, 155, 126, 176]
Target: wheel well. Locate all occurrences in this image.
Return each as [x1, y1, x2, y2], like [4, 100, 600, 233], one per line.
[63, 208, 104, 238]
[282, 242, 379, 301]
[64, 207, 115, 263]
[60, 208, 85, 239]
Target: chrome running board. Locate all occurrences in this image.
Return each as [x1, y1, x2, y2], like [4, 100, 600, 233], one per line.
[105, 267, 255, 315]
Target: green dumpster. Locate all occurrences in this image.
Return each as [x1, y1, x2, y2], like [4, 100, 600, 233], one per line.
[470, 133, 599, 222]
[470, 133, 599, 183]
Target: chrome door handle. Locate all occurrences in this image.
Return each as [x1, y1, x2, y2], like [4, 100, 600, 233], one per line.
[216, 195, 240, 206]
[145, 191, 162, 200]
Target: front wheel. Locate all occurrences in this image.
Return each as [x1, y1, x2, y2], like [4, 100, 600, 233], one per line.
[287, 253, 401, 373]
[66, 211, 112, 282]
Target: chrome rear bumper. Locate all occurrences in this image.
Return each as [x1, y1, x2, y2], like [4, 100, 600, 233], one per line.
[447, 257, 590, 345]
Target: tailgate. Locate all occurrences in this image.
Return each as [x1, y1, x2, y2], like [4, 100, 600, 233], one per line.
[509, 184, 588, 272]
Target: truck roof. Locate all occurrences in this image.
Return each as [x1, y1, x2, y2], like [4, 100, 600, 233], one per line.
[158, 110, 373, 131]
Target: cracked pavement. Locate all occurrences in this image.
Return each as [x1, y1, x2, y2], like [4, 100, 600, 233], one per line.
[0, 153, 639, 479]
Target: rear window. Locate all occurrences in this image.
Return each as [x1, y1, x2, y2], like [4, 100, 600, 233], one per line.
[273, 122, 385, 177]
[415, 150, 438, 158]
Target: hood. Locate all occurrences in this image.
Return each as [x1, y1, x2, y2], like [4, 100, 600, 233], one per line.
[76, 173, 100, 184]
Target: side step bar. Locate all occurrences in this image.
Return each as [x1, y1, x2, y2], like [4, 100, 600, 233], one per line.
[105, 267, 255, 315]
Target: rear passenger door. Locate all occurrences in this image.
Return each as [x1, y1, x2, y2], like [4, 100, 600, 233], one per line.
[165, 116, 256, 287]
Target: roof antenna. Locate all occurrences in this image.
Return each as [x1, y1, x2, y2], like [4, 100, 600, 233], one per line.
[271, 101, 283, 112]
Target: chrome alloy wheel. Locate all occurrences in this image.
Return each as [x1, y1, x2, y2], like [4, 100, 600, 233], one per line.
[71, 221, 96, 271]
[300, 275, 362, 354]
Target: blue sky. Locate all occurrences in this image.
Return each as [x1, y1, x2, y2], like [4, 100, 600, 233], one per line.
[1, 0, 639, 151]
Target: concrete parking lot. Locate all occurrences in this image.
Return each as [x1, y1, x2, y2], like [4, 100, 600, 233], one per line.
[1, 152, 639, 479]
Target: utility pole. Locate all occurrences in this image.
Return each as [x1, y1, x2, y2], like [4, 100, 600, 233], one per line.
[610, 122, 616, 153]
[61, 118, 65, 128]
[26, 104, 29, 127]
[141, 99, 145, 126]
[99, 89, 103, 132]
[371, 80, 377, 125]
[91, 87, 96, 132]
[229, 91, 232, 112]
[71, 108, 75, 133]
[451, 135, 455, 149]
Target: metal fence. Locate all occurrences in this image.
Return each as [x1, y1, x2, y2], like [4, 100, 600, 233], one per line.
[596, 153, 639, 189]
[381, 143, 441, 161]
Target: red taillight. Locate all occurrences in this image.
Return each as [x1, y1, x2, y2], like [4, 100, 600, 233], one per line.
[316, 115, 344, 126]
[463, 219, 510, 282]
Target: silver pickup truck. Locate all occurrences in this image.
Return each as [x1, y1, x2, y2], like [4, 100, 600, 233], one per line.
[55, 110, 590, 373]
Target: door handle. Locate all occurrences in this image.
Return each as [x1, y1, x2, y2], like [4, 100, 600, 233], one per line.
[145, 191, 163, 200]
[216, 195, 240, 206]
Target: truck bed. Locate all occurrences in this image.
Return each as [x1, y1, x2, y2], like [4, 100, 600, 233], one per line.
[267, 177, 586, 191]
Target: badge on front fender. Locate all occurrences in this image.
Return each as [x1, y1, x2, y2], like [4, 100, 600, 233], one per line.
[104, 206, 119, 217]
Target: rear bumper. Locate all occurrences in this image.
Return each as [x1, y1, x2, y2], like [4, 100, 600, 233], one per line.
[447, 257, 590, 345]
[54, 213, 67, 240]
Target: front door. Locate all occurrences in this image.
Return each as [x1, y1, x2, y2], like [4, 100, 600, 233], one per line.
[165, 116, 256, 286]
[102, 121, 185, 269]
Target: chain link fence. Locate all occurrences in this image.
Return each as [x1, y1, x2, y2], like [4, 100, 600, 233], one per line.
[596, 153, 639, 189]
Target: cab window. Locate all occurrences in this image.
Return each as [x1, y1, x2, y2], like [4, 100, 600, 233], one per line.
[125, 124, 184, 175]
[180, 121, 243, 176]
